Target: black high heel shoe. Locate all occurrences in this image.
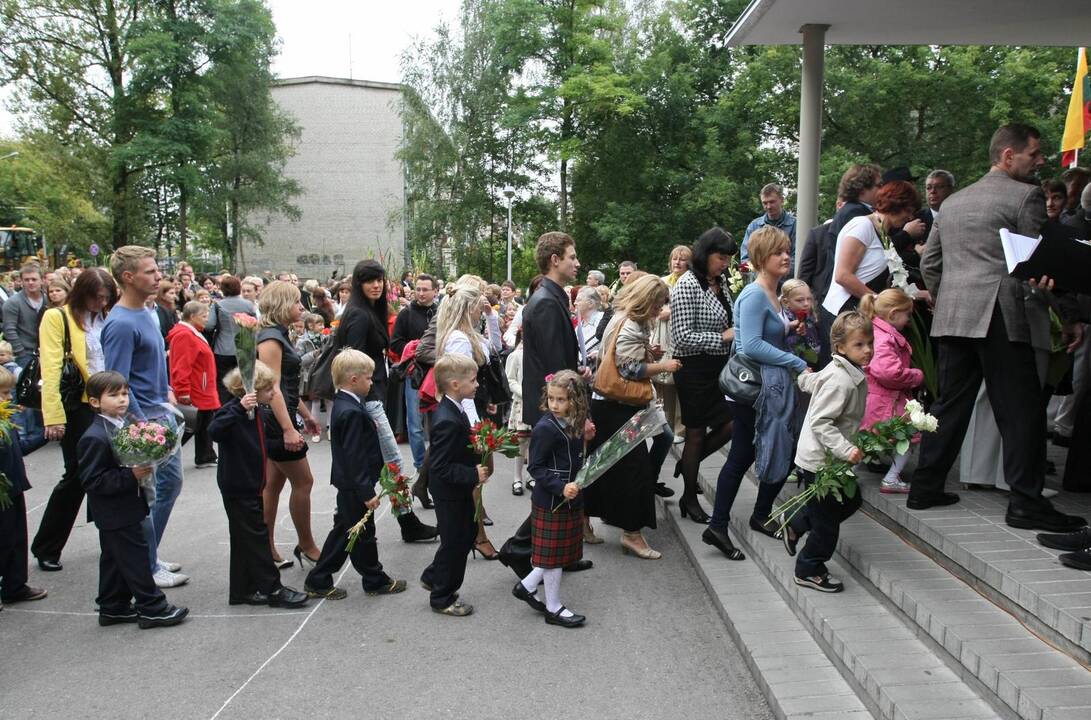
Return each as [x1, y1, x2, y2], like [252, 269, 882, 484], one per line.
[472, 540, 500, 560]
[412, 482, 434, 510]
[678, 495, 710, 524]
[293, 545, 320, 567]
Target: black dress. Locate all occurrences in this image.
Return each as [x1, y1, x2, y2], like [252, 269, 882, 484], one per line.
[258, 325, 308, 462]
[583, 399, 656, 532]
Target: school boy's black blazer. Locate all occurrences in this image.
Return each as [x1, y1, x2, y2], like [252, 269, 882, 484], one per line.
[0, 423, 45, 495]
[329, 390, 383, 498]
[427, 396, 480, 502]
[78, 417, 148, 531]
[208, 397, 268, 497]
[528, 413, 585, 510]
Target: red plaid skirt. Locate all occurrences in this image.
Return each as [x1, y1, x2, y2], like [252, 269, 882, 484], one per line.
[531, 502, 584, 569]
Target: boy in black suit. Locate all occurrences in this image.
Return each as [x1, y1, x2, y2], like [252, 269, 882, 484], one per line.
[0, 367, 48, 609]
[304, 349, 406, 599]
[420, 354, 491, 617]
[211, 362, 307, 608]
[79, 371, 188, 629]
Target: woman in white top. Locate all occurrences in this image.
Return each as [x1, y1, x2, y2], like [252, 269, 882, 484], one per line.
[823, 181, 928, 317]
[435, 281, 503, 559]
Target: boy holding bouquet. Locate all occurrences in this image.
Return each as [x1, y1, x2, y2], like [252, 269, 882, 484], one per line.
[79, 371, 188, 628]
[210, 362, 308, 608]
[304, 349, 407, 600]
[420, 354, 492, 617]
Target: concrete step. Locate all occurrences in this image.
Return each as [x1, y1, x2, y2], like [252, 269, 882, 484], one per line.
[673, 447, 1091, 720]
[858, 471, 1091, 664]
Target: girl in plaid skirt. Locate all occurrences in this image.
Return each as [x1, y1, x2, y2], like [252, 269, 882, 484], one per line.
[512, 370, 591, 628]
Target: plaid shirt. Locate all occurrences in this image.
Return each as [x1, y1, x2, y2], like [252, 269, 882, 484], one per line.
[669, 270, 732, 357]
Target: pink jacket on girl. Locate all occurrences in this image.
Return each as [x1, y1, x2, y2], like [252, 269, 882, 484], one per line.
[862, 316, 923, 431]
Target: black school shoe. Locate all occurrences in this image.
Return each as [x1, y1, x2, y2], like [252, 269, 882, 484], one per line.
[37, 558, 63, 572]
[1059, 550, 1091, 571]
[1037, 527, 1091, 552]
[1, 585, 48, 603]
[512, 582, 547, 613]
[98, 606, 139, 626]
[230, 587, 309, 608]
[906, 492, 960, 510]
[794, 574, 844, 593]
[137, 604, 189, 629]
[544, 606, 585, 628]
[654, 482, 675, 498]
[1006, 505, 1087, 533]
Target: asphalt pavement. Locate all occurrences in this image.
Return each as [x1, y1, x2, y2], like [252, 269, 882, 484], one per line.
[1, 437, 773, 720]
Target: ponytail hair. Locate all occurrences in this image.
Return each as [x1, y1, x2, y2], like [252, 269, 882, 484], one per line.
[858, 288, 913, 323]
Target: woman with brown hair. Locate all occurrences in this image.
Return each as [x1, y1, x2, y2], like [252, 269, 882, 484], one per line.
[155, 278, 180, 339]
[31, 268, 118, 571]
[257, 281, 324, 571]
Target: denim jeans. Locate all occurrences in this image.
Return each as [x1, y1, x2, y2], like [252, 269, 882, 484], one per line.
[150, 414, 183, 550]
[365, 400, 402, 466]
[648, 426, 673, 481]
[709, 403, 786, 533]
[404, 382, 427, 471]
[141, 515, 159, 573]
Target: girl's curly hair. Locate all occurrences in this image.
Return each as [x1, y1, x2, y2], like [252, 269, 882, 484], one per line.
[538, 369, 590, 437]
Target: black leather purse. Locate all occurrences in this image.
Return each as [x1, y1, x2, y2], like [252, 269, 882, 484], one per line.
[478, 352, 512, 404]
[15, 352, 41, 408]
[59, 311, 86, 408]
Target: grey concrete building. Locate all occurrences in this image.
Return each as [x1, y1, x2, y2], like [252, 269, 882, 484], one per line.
[245, 76, 406, 280]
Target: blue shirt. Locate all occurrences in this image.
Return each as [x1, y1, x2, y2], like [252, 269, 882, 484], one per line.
[101, 305, 170, 419]
[741, 211, 798, 264]
[732, 283, 808, 373]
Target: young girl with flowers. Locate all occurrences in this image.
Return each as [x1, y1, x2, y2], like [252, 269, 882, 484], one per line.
[780, 279, 821, 370]
[858, 289, 924, 494]
[512, 370, 592, 628]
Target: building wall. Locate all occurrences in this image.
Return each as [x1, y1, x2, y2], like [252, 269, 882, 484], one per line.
[245, 77, 405, 280]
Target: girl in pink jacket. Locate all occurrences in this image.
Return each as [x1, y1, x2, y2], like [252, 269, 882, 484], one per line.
[859, 289, 923, 493]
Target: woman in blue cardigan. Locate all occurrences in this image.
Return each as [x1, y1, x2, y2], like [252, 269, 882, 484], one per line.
[703, 227, 810, 561]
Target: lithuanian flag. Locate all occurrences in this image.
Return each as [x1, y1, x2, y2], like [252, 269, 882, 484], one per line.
[1062, 47, 1090, 168]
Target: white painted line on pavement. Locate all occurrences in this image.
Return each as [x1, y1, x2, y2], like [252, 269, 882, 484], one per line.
[209, 503, 392, 720]
[5, 607, 310, 619]
[25, 500, 48, 515]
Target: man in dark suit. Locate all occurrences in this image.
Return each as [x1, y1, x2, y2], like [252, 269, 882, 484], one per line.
[305, 356, 406, 599]
[911, 124, 1086, 534]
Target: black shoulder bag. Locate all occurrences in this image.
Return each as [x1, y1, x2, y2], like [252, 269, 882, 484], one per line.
[59, 311, 86, 409]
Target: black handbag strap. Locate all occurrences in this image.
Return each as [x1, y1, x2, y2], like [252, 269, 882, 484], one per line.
[60, 309, 73, 357]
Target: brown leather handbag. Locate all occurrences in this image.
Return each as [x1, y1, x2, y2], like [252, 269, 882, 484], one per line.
[593, 323, 654, 406]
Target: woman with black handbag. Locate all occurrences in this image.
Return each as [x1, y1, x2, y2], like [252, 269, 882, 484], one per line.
[31, 268, 117, 572]
[585, 273, 681, 559]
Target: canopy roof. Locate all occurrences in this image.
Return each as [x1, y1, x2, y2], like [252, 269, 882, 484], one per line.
[725, 0, 1091, 47]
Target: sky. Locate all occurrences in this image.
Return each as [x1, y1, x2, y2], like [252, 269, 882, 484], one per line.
[0, 0, 461, 135]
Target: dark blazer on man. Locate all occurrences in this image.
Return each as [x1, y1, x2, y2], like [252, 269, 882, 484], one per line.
[427, 396, 479, 501]
[810, 201, 871, 305]
[329, 390, 383, 498]
[521, 277, 579, 426]
[208, 397, 268, 497]
[78, 417, 148, 531]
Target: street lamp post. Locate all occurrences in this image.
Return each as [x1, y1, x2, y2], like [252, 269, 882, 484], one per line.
[503, 185, 515, 282]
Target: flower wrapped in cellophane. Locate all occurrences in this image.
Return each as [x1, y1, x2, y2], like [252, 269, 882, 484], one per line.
[233, 313, 260, 418]
[771, 401, 939, 531]
[109, 415, 183, 488]
[346, 463, 413, 552]
[467, 419, 520, 520]
[556, 404, 668, 510]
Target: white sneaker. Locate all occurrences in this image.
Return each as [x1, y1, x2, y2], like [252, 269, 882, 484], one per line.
[311, 434, 321, 443]
[153, 569, 190, 588]
[158, 560, 182, 573]
[880, 476, 911, 494]
[672, 434, 685, 445]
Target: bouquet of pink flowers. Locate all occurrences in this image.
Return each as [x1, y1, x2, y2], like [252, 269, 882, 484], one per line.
[110, 417, 182, 484]
[234, 313, 260, 418]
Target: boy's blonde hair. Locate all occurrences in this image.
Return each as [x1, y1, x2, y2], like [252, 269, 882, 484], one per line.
[258, 280, 301, 328]
[223, 360, 276, 397]
[858, 288, 914, 323]
[332, 348, 375, 388]
[434, 353, 478, 398]
[0, 365, 14, 392]
[109, 245, 157, 285]
[748, 226, 791, 272]
[0, 340, 12, 356]
[779, 278, 811, 305]
[830, 311, 873, 353]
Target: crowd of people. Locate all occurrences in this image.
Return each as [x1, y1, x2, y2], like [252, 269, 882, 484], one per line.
[1, 122, 1090, 629]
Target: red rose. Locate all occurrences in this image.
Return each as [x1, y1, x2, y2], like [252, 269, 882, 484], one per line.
[795, 310, 808, 322]
[739, 262, 750, 273]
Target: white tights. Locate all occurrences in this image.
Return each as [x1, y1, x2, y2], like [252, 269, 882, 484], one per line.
[520, 566, 572, 617]
[884, 451, 910, 483]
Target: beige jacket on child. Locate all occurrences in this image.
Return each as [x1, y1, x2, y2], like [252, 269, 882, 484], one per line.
[794, 354, 868, 473]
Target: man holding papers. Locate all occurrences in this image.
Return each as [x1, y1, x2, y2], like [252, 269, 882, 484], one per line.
[910, 124, 1086, 534]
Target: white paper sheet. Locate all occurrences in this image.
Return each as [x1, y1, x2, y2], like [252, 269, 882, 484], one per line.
[999, 229, 1041, 273]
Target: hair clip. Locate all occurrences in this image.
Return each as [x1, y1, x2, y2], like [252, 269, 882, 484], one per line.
[544, 373, 555, 382]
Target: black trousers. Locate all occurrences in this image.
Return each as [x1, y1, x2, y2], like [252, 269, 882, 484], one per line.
[910, 306, 1046, 510]
[31, 403, 95, 563]
[96, 521, 169, 615]
[306, 488, 391, 592]
[421, 497, 475, 609]
[1063, 390, 1091, 492]
[214, 354, 238, 405]
[789, 470, 863, 579]
[182, 409, 217, 465]
[222, 495, 282, 600]
[0, 494, 29, 600]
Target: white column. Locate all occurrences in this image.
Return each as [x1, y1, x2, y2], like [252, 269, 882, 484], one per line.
[795, 23, 828, 274]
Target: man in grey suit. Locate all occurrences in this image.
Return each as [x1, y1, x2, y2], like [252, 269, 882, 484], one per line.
[910, 124, 1086, 533]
